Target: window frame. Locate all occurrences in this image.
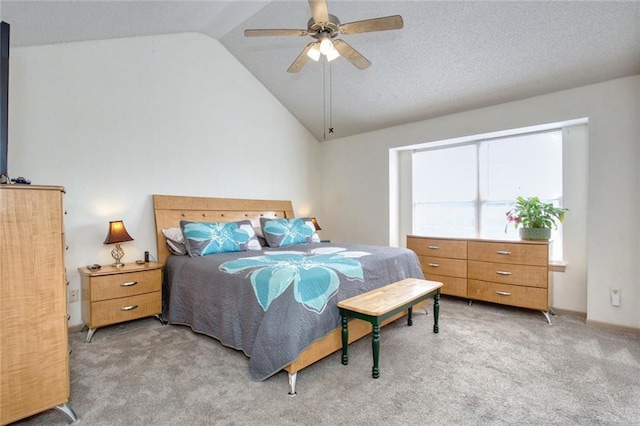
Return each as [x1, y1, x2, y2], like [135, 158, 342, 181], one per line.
[411, 129, 564, 259]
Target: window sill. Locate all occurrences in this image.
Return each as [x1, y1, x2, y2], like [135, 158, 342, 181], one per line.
[549, 261, 567, 273]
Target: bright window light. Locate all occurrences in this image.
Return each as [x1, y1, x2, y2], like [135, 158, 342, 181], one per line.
[412, 130, 565, 260]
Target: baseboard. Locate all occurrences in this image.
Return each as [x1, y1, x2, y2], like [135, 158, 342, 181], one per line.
[586, 319, 640, 336]
[551, 307, 586, 320]
[68, 324, 85, 333]
[455, 300, 638, 336]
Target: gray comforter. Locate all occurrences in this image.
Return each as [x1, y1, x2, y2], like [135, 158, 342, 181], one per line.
[163, 243, 424, 381]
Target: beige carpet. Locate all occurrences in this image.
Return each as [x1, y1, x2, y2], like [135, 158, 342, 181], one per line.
[14, 297, 640, 425]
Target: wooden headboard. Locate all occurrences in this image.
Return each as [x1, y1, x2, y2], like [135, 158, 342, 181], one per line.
[152, 194, 295, 264]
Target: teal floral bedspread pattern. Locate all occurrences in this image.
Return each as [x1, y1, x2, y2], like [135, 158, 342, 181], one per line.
[162, 242, 424, 381]
[220, 247, 370, 313]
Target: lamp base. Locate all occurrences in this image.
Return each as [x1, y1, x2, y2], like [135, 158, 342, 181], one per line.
[111, 243, 126, 267]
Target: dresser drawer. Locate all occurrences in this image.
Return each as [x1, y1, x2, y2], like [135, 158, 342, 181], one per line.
[407, 237, 467, 259]
[424, 274, 467, 298]
[419, 256, 467, 278]
[90, 269, 162, 302]
[468, 261, 547, 288]
[468, 279, 548, 311]
[90, 291, 161, 328]
[468, 241, 547, 266]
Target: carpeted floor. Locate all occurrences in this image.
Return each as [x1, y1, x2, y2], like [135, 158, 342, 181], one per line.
[13, 297, 640, 425]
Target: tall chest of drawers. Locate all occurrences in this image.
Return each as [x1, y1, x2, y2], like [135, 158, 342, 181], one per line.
[407, 235, 550, 320]
[1, 185, 76, 424]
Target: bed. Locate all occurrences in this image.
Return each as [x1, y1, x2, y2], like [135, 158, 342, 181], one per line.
[152, 194, 425, 394]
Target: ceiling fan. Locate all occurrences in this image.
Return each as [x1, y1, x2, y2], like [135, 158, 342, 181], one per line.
[244, 0, 404, 73]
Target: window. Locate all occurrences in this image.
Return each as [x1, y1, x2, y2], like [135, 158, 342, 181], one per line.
[412, 130, 564, 260]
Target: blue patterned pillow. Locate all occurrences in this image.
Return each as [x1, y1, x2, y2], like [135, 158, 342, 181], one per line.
[180, 219, 261, 257]
[260, 217, 320, 248]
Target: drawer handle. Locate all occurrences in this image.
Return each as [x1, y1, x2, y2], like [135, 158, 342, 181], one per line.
[120, 281, 138, 287]
[428, 245, 439, 250]
[427, 263, 440, 268]
[496, 291, 512, 296]
[121, 305, 139, 311]
[496, 271, 512, 276]
[496, 250, 511, 255]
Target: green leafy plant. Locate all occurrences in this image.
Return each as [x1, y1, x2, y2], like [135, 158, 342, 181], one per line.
[505, 196, 568, 231]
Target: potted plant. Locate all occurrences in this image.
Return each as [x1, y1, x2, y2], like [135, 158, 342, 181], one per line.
[505, 196, 568, 241]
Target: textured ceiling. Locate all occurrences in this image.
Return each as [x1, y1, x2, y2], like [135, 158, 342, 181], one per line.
[2, 1, 640, 142]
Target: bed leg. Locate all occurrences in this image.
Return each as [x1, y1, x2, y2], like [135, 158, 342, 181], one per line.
[287, 372, 297, 397]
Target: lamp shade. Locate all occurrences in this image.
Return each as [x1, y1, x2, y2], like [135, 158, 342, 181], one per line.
[306, 43, 321, 61]
[103, 220, 134, 244]
[326, 48, 340, 62]
[319, 37, 333, 55]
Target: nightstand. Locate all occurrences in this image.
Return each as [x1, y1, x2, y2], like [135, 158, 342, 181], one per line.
[78, 262, 163, 343]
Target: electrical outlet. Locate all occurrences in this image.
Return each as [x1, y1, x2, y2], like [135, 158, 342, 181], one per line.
[69, 289, 79, 303]
[610, 288, 621, 307]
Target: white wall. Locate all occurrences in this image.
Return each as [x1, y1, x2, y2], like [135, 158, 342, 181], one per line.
[320, 76, 640, 330]
[9, 33, 320, 327]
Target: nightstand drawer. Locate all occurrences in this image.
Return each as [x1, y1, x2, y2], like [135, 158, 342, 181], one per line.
[407, 237, 467, 259]
[468, 241, 547, 266]
[468, 261, 548, 288]
[90, 291, 161, 328]
[468, 279, 548, 311]
[90, 269, 162, 302]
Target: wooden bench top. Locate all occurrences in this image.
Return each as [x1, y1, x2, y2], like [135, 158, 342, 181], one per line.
[337, 278, 443, 317]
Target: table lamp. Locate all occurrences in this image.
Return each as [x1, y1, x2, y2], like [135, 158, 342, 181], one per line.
[104, 220, 134, 267]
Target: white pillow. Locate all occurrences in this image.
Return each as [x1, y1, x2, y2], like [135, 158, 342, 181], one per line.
[162, 227, 187, 256]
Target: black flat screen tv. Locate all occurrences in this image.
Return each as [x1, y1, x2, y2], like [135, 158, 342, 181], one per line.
[1, 21, 9, 183]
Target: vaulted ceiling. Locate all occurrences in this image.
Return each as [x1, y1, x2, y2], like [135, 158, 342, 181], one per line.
[2, 1, 640, 141]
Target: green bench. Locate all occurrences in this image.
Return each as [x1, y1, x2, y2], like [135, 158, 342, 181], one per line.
[337, 278, 443, 378]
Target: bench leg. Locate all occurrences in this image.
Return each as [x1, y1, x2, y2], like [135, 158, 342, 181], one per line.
[372, 324, 380, 378]
[433, 290, 440, 334]
[407, 306, 413, 326]
[341, 313, 349, 365]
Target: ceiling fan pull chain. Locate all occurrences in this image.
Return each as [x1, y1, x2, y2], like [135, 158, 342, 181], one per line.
[323, 59, 326, 140]
[328, 61, 334, 135]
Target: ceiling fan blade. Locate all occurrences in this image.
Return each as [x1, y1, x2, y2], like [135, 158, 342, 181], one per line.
[339, 15, 404, 34]
[308, 0, 329, 24]
[333, 39, 371, 70]
[287, 42, 316, 73]
[244, 29, 308, 37]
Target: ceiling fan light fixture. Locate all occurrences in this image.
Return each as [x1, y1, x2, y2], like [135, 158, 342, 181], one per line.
[245, 0, 403, 72]
[326, 47, 340, 62]
[319, 36, 334, 55]
[306, 43, 321, 61]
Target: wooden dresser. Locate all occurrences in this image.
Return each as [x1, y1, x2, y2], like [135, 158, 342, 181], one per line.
[1, 185, 77, 424]
[405, 236, 468, 298]
[79, 262, 163, 343]
[407, 235, 551, 322]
